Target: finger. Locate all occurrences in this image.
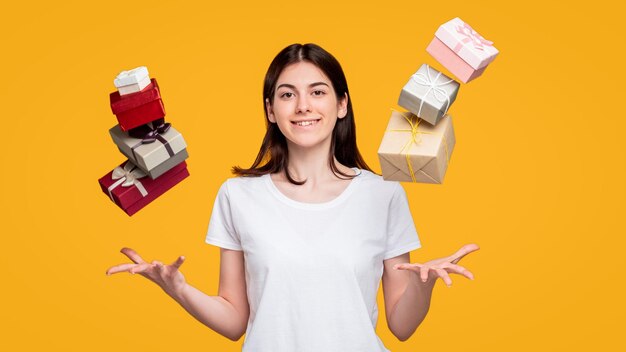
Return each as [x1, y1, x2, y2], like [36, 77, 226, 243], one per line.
[394, 263, 422, 271]
[420, 266, 430, 282]
[129, 263, 152, 274]
[152, 261, 164, 274]
[436, 268, 453, 287]
[450, 243, 480, 264]
[120, 247, 146, 264]
[171, 256, 185, 270]
[443, 263, 474, 280]
[106, 263, 138, 275]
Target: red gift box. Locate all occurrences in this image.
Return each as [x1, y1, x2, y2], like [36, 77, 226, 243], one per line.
[110, 78, 166, 131]
[98, 159, 189, 216]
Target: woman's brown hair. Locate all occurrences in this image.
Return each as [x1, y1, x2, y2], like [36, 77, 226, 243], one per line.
[232, 43, 373, 185]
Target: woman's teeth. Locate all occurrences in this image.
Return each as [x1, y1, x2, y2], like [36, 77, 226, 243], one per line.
[293, 119, 319, 126]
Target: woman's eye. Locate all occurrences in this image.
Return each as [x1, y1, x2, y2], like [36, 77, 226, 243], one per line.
[312, 90, 326, 96]
[280, 92, 294, 98]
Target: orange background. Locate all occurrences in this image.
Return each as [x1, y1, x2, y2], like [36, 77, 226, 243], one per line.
[1, 0, 624, 351]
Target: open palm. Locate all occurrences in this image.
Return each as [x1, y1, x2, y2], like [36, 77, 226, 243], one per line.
[106, 247, 187, 297]
[394, 243, 480, 287]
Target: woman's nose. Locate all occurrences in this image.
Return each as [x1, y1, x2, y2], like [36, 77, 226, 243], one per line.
[296, 95, 311, 114]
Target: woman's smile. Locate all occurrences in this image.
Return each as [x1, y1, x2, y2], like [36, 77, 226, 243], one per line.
[291, 118, 321, 128]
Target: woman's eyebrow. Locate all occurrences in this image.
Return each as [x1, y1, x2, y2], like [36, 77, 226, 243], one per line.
[276, 82, 330, 90]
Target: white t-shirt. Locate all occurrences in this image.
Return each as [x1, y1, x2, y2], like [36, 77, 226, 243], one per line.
[205, 168, 421, 351]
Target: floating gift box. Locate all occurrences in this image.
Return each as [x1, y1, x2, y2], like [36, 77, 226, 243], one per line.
[118, 147, 189, 179]
[426, 37, 488, 83]
[427, 17, 498, 83]
[378, 110, 455, 184]
[114, 66, 151, 96]
[398, 64, 459, 126]
[109, 123, 187, 176]
[98, 160, 189, 216]
[110, 78, 166, 131]
[434, 17, 498, 70]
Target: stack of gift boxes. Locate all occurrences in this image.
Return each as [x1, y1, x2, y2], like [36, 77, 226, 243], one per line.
[378, 17, 498, 184]
[98, 66, 190, 216]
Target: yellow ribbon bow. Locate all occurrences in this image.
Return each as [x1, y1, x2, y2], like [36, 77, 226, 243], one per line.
[387, 108, 450, 183]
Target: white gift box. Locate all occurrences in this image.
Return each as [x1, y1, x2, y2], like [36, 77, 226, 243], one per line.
[114, 66, 151, 95]
[434, 17, 499, 70]
[398, 64, 460, 126]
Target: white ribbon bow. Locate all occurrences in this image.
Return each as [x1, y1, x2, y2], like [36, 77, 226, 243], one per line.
[410, 65, 454, 118]
[107, 161, 148, 200]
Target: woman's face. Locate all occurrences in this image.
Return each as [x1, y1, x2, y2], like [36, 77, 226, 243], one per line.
[266, 61, 347, 151]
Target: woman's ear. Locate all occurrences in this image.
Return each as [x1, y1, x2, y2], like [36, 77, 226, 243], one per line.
[266, 98, 276, 123]
[338, 92, 348, 119]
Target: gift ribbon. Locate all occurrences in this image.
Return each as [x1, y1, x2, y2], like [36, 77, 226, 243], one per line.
[387, 109, 450, 183]
[453, 21, 494, 53]
[410, 65, 454, 118]
[107, 161, 148, 200]
[129, 123, 175, 162]
[129, 119, 171, 144]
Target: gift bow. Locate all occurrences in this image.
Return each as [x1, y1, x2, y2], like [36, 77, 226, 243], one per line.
[107, 161, 148, 200]
[410, 65, 454, 118]
[129, 120, 171, 144]
[454, 21, 494, 52]
[146, 121, 171, 142]
[387, 109, 450, 183]
[129, 121, 175, 162]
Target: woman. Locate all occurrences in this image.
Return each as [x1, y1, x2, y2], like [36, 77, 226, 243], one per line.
[106, 43, 479, 351]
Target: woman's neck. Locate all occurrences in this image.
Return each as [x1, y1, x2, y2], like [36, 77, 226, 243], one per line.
[282, 140, 351, 183]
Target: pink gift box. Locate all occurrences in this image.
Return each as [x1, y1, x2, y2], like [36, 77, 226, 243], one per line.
[434, 17, 499, 70]
[426, 37, 487, 84]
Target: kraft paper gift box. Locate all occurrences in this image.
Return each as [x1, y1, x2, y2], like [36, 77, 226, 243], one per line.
[109, 124, 187, 178]
[110, 78, 166, 131]
[114, 66, 151, 96]
[398, 64, 459, 126]
[427, 17, 499, 83]
[98, 160, 189, 216]
[378, 110, 455, 184]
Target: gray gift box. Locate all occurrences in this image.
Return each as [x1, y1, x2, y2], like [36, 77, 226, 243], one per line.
[398, 64, 460, 125]
[118, 147, 189, 179]
[109, 124, 188, 179]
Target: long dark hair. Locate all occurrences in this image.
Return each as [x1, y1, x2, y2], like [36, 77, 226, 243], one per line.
[232, 43, 374, 185]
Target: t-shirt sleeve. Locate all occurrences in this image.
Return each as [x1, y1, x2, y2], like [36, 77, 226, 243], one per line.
[205, 180, 243, 251]
[383, 183, 421, 260]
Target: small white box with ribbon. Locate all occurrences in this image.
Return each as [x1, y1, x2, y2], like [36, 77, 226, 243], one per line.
[398, 64, 460, 126]
[114, 66, 151, 95]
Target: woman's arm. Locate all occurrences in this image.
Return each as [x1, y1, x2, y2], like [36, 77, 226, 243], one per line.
[107, 247, 250, 341]
[382, 244, 479, 341]
[173, 248, 250, 341]
[382, 253, 435, 341]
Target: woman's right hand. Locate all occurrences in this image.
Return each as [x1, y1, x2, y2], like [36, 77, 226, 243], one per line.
[106, 247, 188, 299]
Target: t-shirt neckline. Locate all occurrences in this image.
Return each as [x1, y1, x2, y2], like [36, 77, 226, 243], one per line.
[264, 168, 362, 210]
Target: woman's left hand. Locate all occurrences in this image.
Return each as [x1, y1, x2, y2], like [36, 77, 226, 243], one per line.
[393, 243, 480, 287]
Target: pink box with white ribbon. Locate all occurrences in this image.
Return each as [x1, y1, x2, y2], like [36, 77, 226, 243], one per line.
[426, 37, 488, 83]
[434, 17, 499, 70]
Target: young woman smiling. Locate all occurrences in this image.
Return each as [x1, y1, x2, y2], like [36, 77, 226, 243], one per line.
[107, 43, 479, 352]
